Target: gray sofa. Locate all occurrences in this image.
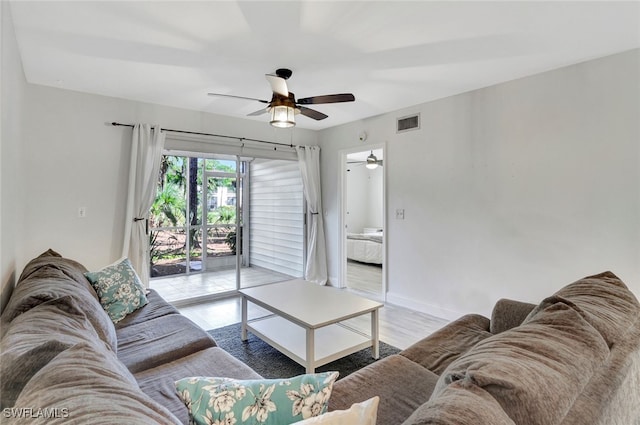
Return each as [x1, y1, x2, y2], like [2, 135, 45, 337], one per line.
[0, 250, 260, 424]
[3, 251, 639, 425]
[330, 271, 640, 425]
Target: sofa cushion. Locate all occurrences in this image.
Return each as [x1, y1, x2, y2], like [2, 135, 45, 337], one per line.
[555, 274, 640, 425]
[0, 296, 112, 360]
[490, 298, 536, 334]
[403, 381, 515, 425]
[527, 271, 640, 347]
[13, 342, 180, 424]
[85, 257, 149, 323]
[0, 251, 118, 352]
[400, 314, 491, 375]
[175, 372, 338, 425]
[116, 313, 216, 373]
[432, 301, 610, 425]
[330, 354, 440, 425]
[560, 316, 640, 425]
[135, 346, 262, 425]
[0, 340, 71, 409]
[114, 288, 180, 329]
[15, 249, 93, 298]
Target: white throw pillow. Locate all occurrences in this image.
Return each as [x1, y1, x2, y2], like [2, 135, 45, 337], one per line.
[292, 396, 379, 425]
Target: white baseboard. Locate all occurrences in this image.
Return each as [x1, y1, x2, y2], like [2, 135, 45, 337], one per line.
[385, 291, 463, 321]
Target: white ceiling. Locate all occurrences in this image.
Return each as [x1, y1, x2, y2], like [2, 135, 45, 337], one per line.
[9, 1, 640, 130]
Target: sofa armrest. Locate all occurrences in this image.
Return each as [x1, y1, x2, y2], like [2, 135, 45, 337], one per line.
[330, 354, 440, 425]
[490, 298, 536, 334]
[400, 314, 491, 375]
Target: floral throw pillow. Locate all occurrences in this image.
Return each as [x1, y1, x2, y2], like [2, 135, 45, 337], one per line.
[175, 372, 339, 425]
[84, 258, 148, 323]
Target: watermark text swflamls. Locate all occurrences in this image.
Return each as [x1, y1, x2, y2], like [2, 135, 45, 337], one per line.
[3, 407, 69, 419]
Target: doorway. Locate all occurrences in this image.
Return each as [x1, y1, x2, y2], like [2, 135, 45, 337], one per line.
[341, 145, 385, 300]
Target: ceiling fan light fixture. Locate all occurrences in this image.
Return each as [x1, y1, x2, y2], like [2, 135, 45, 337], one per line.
[270, 105, 296, 128]
[366, 151, 379, 169]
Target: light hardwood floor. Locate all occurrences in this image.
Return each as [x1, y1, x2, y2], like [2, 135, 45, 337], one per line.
[178, 291, 449, 350]
[346, 260, 383, 298]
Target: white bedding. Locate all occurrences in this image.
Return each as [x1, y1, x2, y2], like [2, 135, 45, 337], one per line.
[347, 233, 383, 264]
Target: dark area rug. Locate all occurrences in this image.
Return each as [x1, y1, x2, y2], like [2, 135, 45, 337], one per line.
[208, 322, 400, 380]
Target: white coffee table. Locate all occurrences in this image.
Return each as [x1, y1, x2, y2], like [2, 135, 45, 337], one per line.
[239, 279, 383, 373]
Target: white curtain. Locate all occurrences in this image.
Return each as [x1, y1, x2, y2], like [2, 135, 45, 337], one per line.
[122, 124, 166, 287]
[296, 146, 328, 285]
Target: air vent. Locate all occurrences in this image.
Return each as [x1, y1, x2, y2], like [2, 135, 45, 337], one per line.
[397, 113, 420, 133]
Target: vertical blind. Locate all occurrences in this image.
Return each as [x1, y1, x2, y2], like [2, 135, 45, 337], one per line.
[249, 159, 305, 277]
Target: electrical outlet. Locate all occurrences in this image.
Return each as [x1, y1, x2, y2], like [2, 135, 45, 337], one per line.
[395, 209, 405, 220]
[78, 207, 87, 218]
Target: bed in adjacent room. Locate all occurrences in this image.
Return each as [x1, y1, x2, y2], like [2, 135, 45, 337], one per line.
[346, 230, 383, 265]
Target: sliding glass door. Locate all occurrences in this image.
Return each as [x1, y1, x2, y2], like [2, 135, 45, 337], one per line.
[149, 153, 304, 302]
[149, 155, 239, 279]
[203, 160, 240, 275]
[149, 155, 190, 277]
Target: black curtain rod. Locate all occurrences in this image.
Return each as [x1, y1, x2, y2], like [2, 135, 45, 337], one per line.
[110, 122, 296, 148]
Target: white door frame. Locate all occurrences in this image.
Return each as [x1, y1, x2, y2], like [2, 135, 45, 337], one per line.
[338, 143, 386, 301]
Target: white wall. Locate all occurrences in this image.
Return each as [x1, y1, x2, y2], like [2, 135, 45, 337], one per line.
[319, 49, 640, 319]
[1, 2, 27, 311]
[14, 85, 317, 275]
[367, 166, 383, 229]
[346, 165, 368, 233]
[346, 164, 383, 233]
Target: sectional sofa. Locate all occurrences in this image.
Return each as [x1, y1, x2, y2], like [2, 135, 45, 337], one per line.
[0, 250, 260, 424]
[330, 271, 640, 425]
[2, 250, 639, 425]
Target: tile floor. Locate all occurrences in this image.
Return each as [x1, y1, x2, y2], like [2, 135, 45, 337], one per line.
[151, 265, 294, 304]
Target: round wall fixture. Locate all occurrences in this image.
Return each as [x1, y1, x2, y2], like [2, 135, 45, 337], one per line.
[358, 131, 367, 142]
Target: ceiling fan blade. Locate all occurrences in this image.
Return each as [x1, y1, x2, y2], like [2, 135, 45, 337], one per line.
[208, 93, 269, 103]
[265, 74, 289, 97]
[347, 159, 384, 164]
[247, 108, 268, 116]
[297, 93, 355, 105]
[299, 106, 328, 121]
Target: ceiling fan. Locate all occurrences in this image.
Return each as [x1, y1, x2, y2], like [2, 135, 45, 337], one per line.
[347, 151, 383, 170]
[208, 68, 355, 128]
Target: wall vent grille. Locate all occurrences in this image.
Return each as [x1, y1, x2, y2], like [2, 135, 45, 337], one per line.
[396, 113, 420, 133]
